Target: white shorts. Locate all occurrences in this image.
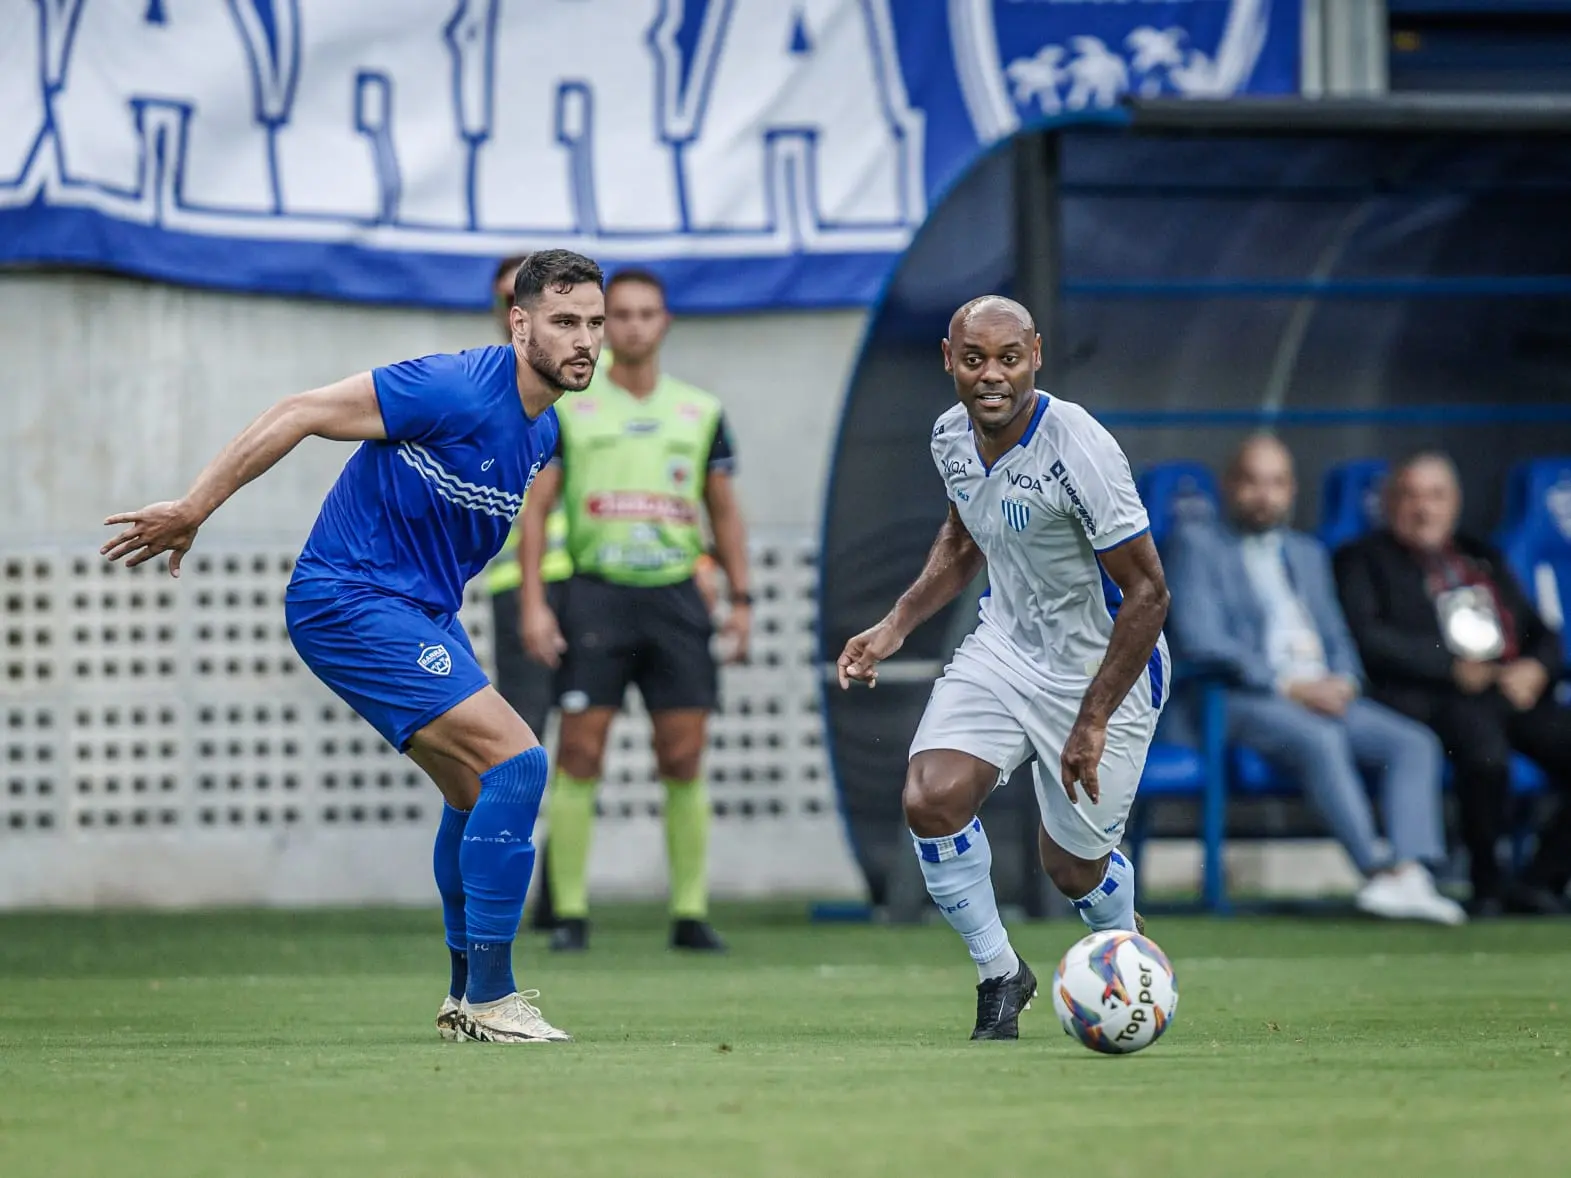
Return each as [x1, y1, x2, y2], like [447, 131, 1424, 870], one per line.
[909, 632, 1161, 861]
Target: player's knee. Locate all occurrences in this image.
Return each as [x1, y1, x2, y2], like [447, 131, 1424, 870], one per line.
[902, 769, 973, 839]
[1037, 827, 1108, 897]
[652, 715, 707, 782]
[655, 745, 703, 782]
[557, 730, 607, 780]
[1044, 855, 1105, 901]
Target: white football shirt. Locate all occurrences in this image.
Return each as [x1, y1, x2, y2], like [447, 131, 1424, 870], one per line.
[929, 391, 1168, 703]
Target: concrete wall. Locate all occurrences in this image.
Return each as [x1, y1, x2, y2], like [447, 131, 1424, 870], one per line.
[0, 271, 868, 547]
[0, 271, 872, 908]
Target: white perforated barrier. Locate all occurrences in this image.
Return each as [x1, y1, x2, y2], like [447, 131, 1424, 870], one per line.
[0, 537, 863, 909]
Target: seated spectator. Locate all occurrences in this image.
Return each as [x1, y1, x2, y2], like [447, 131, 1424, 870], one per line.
[1167, 435, 1463, 924]
[1335, 452, 1571, 916]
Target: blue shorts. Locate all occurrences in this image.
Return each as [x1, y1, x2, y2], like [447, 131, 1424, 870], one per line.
[285, 585, 490, 751]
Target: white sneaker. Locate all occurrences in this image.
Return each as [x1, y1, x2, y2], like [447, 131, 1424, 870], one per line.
[1354, 871, 1408, 920]
[1394, 863, 1468, 926]
[1355, 864, 1467, 926]
[458, 991, 573, 1043]
[436, 994, 464, 1042]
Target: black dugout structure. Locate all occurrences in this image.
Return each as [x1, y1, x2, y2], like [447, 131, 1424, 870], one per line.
[820, 95, 1571, 911]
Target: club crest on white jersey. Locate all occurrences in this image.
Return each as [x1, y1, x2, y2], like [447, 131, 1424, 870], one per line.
[1001, 497, 1031, 532]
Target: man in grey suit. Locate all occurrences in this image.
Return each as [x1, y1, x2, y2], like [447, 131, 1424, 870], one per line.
[1165, 435, 1464, 923]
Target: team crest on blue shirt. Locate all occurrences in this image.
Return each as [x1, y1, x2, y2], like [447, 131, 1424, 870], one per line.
[418, 643, 452, 676]
[1001, 497, 1031, 532]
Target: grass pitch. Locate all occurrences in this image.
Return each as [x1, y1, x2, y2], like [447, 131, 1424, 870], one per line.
[1, 904, 1567, 1178]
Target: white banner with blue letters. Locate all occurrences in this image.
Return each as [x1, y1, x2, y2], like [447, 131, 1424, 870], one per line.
[0, 1, 1297, 311]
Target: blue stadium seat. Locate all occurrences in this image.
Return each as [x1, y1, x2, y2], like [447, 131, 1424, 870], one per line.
[1493, 462, 1569, 859]
[1496, 458, 1571, 640]
[1318, 458, 1388, 551]
[1127, 678, 1230, 913]
[1136, 461, 1219, 549]
[1128, 467, 1239, 911]
[1230, 746, 1294, 796]
[1499, 456, 1571, 538]
[1513, 755, 1547, 796]
[1138, 744, 1207, 795]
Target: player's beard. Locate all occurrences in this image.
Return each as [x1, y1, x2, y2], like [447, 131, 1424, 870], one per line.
[525, 339, 593, 393]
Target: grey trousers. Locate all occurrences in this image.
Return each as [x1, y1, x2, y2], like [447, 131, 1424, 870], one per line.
[1225, 693, 1447, 874]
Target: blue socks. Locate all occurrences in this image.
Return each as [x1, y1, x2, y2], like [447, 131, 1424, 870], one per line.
[460, 746, 549, 1003]
[433, 803, 470, 999]
[912, 818, 1020, 983]
[1074, 849, 1138, 932]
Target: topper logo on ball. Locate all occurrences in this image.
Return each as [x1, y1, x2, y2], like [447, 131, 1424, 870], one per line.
[1112, 963, 1157, 1045]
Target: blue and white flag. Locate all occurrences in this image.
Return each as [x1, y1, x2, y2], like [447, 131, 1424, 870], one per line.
[0, 1, 1297, 311]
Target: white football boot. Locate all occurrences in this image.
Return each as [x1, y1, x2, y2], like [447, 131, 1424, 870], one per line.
[458, 991, 573, 1043]
[436, 994, 464, 1042]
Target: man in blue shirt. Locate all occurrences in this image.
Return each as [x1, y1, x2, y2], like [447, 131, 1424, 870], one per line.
[101, 250, 606, 1044]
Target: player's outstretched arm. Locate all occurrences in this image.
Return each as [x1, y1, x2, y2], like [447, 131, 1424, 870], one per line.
[101, 373, 385, 576]
[837, 503, 982, 689]
[1059, 533, 1170, 803]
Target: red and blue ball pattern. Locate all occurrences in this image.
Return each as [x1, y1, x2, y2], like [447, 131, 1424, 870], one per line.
[1052, 931, 1176, 1055]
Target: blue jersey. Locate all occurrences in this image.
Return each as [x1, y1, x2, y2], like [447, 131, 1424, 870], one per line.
[289, 345, 558, 615]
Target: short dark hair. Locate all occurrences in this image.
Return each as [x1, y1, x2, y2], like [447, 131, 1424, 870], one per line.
[605, 266, 667, 305]
[513, 250, 605, 308]
[493, 254, 528, 288]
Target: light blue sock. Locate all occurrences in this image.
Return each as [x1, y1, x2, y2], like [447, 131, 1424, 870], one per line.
[432, 803, 470, 998]
[1074, 849, 1138, 933]
[461, 746, 548, 1004]
[912, 818, 1019, 982]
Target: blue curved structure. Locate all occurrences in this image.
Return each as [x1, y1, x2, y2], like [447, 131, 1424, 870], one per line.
[817, 116, 1571, 904]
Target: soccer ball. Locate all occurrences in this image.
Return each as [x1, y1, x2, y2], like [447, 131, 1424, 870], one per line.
[1051, 929, 1178, 1055]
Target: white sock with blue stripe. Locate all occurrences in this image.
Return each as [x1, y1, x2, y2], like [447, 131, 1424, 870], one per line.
[1073, 849, 1137, 933]
[912, 818, 1019, 983]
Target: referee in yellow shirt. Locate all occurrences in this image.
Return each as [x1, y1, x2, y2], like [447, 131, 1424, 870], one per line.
[520, 268, 751, 953]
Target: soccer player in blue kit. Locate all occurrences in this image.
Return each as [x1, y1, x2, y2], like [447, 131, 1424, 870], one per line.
[100, 250, 605, 1045]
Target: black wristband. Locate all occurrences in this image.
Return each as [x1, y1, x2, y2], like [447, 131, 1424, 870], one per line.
[730, 591, 754, 607]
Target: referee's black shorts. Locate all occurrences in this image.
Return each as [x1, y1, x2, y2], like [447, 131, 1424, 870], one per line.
[489, 580, 567, 736]
[556, 574, 717, 713]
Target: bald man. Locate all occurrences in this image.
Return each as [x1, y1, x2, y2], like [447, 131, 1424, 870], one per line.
[1165, 436, 1462, 923]
[838, 296, 1170, 1040]
[1335, 452, 1571, 916]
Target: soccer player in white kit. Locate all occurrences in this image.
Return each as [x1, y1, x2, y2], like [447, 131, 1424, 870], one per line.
[837, 296, 1170, 1040]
